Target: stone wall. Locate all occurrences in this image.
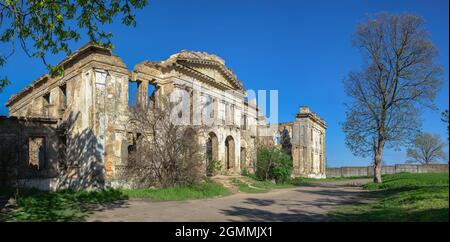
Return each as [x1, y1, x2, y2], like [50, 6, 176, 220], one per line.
[326, 164, 449, 177]
[290, 106, 327, 178]
[3, 43, 329, 190]
[0, 116, 60, 188]
[3, 44, 264, 190]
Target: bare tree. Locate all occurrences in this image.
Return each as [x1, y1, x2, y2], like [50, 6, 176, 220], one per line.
[343, 13, 443, 183]
[406, 133, 447, 164]
[123, 97, 207, 188]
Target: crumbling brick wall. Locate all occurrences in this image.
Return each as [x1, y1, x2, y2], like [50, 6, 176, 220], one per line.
[0, 116, 60, 189]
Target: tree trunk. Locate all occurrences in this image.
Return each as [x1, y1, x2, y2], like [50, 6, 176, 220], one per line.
[373, 139, 384, 183]
[373, 156, 382, 183]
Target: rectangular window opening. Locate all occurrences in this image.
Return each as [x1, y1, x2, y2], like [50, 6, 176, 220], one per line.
[29, 136, 46, 170]
[43, 93, 50, 106]
[148, 84, 156, 108]
[128, 81, 140, 107]
[60, 84, 67, 108]
[242, 114, 248, 130]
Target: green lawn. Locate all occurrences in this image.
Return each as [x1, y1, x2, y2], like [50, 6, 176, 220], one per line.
[235, 174, 369, 193]
[4, 173, 444, 222]
[0, 181, 230, 221]
[0, 188, 123, 222]
[296, 175, 370, 183]
[120, 181, 230, 201]
[330, 172, 449, 222]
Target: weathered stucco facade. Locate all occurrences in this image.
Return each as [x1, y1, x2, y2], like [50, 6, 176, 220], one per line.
[289, 107, 327, 178]
[1, 43, 326, 190]
[263, 106, 327, 178]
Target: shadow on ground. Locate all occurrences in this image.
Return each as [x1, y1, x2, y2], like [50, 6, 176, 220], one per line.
[220, 181, 376, 222]
[221, 205, 328, 222]
[0, 188, 131, 222]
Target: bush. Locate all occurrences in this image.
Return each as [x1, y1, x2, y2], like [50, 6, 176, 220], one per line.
[255, 147, 293, 183]
[241, 167, 250, 176]
[124, 99, 206, 188]
[207, 160, 222, 176]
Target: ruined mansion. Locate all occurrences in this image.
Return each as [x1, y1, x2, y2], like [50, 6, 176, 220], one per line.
[0, 44, 326, 190]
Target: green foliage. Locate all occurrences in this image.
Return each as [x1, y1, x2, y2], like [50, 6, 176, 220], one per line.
[120, 181, 230, 201]
[0, 188, 124, 222]
[0, 181, 230, 221]
[330, 173, 449, 222]
[49, 65, 65, 78]
[206, 159, 222, 176]
[0, 77, 9, 93]
[242, 170, 258, 180]
[241, 167, 250, 176]
[256, 147, 293, 183]
[363, 172, 449, 190]
[0, 0, 149, 91]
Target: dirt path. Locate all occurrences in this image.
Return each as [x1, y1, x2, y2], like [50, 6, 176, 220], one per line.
[88, 179, 371, 222]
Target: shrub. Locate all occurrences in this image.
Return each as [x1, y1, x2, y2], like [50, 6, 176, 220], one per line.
[207, 160, 222, 176]
[255, 147, 293, 183]
[241, 167, 250, 177]
[124, 97, 207, 188]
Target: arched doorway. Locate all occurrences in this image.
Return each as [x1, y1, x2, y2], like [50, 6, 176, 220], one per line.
[225, 136, 235, 170]
[206, 132, 218, 175]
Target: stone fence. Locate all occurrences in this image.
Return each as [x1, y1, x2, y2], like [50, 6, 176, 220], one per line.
[326, 164, 449, 178]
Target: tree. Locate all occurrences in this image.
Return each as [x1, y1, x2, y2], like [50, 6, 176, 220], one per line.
[0, 0, 149, 92]
[342, 13, 443, 183]
[255, 147, 293, 183]
[442, 109, 449, 141]
[406, 133, 447, 164]
[279, 128, 292, 157]
[123, 97, 207, 188]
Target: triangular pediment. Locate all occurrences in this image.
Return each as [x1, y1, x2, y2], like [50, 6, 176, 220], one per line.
[136, 50, 245, 92]
[176, 60, 244, 91]
[191, 65, 238, 88]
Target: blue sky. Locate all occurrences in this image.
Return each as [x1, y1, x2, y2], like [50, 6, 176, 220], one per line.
[0, 0, 448, 167]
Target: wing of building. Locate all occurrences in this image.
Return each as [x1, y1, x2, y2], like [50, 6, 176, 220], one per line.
[0, 43, 326, 190]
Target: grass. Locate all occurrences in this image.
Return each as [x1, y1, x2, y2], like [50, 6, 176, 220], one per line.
[7, 173, 440, 222]
[0, 181, 230, 221]
[231, 178, 270, 193]
[363, 172, 449, 190]
[120, 181, 230, 201]
[233, 174, 297, 193]
[235, 173, 369, 193]
[0, 188, 123, 222]
[330, 172, 449, 222]
[297, 175, 370, 183]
